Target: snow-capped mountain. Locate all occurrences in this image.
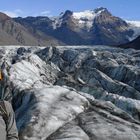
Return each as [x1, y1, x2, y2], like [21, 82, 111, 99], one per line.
[14, 7, 136, 46]
[53, 7, 106, 31]
[0, 7, 139, 48]
[1, 45, 140, 139]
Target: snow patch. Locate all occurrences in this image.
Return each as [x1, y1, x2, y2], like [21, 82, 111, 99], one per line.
[73, 10, 97, 20]
[72, 10, 103, 30]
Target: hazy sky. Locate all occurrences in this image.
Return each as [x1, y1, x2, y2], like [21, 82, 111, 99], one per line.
[0, 0, 140, 20]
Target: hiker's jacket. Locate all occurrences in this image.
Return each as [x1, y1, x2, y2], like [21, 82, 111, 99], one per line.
[0, 101, 19, 140]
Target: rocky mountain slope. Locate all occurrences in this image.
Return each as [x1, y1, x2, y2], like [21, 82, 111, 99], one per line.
[0, 12, 39, 45]
[0, 45, 140, 140]
[14, 7, 134, 46]
[0, 12, 62, 46]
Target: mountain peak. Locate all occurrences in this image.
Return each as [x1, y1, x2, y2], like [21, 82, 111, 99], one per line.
[61, 10, 73, 19]
[94, 7, 108, 13]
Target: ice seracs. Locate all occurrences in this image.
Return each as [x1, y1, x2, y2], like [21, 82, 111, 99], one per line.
[1, 45, 140, 140]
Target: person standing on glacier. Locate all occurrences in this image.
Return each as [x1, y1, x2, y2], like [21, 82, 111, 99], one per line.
[0, 69, 19, 140]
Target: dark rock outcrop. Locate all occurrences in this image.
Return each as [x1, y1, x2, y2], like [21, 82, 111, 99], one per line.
[119, 35, 140, 50]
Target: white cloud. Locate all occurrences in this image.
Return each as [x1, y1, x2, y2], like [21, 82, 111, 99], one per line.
[4, 9, 23, 17]
[4, 11, 18, 17]
[3, 9, 52, 17]
[40, 10, 52, 17]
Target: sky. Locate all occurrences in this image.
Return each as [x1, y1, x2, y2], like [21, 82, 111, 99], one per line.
[0, 0, 140, 20]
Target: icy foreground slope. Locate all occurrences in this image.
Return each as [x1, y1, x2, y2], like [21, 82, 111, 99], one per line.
[0, 45, 140, 140]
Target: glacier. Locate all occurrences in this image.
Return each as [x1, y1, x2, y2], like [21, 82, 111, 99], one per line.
[0, 45, 140, 140]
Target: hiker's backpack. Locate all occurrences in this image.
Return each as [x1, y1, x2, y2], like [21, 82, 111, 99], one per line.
[0, 100, 8, 130]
